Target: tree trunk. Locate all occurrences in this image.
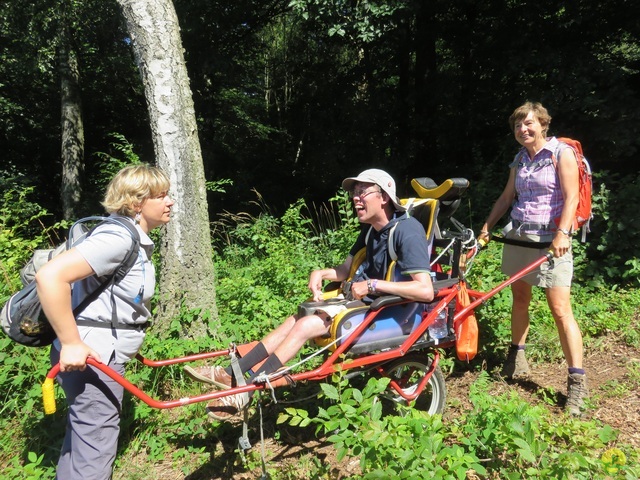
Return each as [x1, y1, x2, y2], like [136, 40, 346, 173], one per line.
[59, 22, 84, 220]
[116, 0, 218, 338]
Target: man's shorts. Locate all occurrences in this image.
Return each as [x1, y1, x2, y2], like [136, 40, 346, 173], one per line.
[501, 229, 573, 288]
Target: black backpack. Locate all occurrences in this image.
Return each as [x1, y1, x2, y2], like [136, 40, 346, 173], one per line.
[1, 216, 140, 347]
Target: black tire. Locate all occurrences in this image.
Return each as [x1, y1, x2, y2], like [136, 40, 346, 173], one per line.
[380, 352, 446, 415]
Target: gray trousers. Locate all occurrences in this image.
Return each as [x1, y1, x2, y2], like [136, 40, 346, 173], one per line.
[51, 347, 125, 480]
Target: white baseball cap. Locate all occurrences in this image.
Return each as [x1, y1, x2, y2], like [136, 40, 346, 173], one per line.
[342, 169, 404, 211]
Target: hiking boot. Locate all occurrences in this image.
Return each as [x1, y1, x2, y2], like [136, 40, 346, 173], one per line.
[566, 373, 588, 416]
[206, 392, 249, 421]
[501, 348, 530, 379]
[184, 365, 232, 389]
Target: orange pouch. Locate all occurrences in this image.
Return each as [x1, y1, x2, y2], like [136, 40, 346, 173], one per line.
[454, 283, 478, 362]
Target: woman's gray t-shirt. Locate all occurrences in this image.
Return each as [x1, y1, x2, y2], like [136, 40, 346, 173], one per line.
[53, 215, 155, 364]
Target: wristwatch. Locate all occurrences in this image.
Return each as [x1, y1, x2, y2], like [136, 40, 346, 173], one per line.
[557, 228, 571, 236]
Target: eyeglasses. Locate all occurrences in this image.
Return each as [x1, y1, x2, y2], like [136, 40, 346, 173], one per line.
[350, 187, 381, 199]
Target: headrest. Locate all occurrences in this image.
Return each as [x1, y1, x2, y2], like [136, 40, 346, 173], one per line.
[411, 177, 469, 202]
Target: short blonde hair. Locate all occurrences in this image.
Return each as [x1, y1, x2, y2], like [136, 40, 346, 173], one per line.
[508, 101, 552, 137]
[102, 164, 170, 217]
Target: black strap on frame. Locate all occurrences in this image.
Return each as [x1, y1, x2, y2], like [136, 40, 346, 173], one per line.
[492, 235, 552, 249]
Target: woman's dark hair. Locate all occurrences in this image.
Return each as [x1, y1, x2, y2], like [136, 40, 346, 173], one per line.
[508, 101, 552, 137]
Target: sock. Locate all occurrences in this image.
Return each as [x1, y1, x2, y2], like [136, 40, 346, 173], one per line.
[511, 344, 526, 351]
[247, 353, 284, 383]
[228, 353, 284, 402]
[224, 341, 269, 376]
[568, 367, 585, 375]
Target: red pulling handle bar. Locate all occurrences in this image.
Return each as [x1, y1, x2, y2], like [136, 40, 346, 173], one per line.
[42, 356, 264, 414]
[457, 252, 553, 324]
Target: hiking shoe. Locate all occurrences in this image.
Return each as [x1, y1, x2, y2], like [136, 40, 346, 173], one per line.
[501, 348, 530, 379]
[206, 392, 249, 421]
[566, 373, 588, 416]
[184, 365, 232, 389]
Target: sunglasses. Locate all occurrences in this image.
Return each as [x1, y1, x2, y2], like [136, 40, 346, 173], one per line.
[350, 187, 381, 199]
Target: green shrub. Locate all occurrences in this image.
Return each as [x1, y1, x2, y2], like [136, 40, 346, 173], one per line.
[213, 192, 359, 344]
[582, 170, 640, 287]
[453, 372, 639, 479]
[0, 185, 69, 298]
[281, 372, 639, 479]
[278, 374, 488, 479]
[1, 178, 639, 479]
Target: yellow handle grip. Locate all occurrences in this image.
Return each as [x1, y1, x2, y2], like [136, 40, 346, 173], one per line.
[42, 377, 56, 414]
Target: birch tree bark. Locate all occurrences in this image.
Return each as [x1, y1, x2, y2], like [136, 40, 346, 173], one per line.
[116, 0, 218, 336]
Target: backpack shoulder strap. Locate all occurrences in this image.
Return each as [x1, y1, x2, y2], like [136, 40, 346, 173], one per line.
[71, 216, 141, 320]
[100, 217, 140, 283]
[364, 225, 373, 245]
[387, 222, 399, 262]
[509, 148, 528, 169]
[553, 138, 589, 170]
[552, 140, 572, 169]
[364, 222, 400, 262]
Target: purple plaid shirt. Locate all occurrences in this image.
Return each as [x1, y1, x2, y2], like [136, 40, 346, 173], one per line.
[509, 137, 567, 234]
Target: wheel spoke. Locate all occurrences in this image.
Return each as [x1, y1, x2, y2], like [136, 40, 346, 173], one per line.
[381, 352, 446, 415]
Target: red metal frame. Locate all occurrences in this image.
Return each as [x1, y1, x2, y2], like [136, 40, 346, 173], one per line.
[43, 251, 552, 412]
[463, 252, 552, 319]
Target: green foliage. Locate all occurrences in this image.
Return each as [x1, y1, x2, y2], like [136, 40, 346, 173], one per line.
[582, 171, 640, 287]
[93, 133, 143, 193]
[279, 374, 487, 479]
[4, 0, 640, 225]
[213, 191, 359, 343]
[288, 0, 403, 43]
[450, 372, 640, 479]
[0, 184, 69, 297]
[282, 371, 639, 479]
[205, 177, 233, 193]
[2, 451, 49, 480]
[1, 189, 639, 478]
[0, 0, 147, 216]
[0, 334, 60, 479]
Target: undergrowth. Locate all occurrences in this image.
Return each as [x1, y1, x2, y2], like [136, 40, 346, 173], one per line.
[280, 372, 639, 479]
[0, 180, 639, 479]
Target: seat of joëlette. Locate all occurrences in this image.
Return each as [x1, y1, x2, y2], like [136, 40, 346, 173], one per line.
[310, 177, 469, 353]
[310, 277, 459, 354]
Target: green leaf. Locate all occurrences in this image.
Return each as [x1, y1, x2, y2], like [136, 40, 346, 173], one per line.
[320, 382, 340, 400]
[370, 398, 382, 421]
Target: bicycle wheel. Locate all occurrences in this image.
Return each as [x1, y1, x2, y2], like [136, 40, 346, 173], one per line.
[380, 352, 446, 415]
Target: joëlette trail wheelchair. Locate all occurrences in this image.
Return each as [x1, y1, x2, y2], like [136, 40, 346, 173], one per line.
[42, 177, 552, 419]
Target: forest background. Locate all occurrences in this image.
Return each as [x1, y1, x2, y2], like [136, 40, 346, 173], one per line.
[2, 0, 639, 218]
[3, 0, 639, 293]
[1, 0, 640, 478]
[3, 0, 640, 283]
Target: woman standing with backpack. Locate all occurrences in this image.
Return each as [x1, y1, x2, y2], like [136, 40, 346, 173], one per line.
[35, 165, 174, 479]
[477, 102, 588, 416]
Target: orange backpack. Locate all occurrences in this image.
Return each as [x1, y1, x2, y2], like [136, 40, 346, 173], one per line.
[554, 137, 593, 241]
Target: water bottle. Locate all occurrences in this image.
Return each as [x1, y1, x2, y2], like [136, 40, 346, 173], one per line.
[428, 309, 448, 340]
